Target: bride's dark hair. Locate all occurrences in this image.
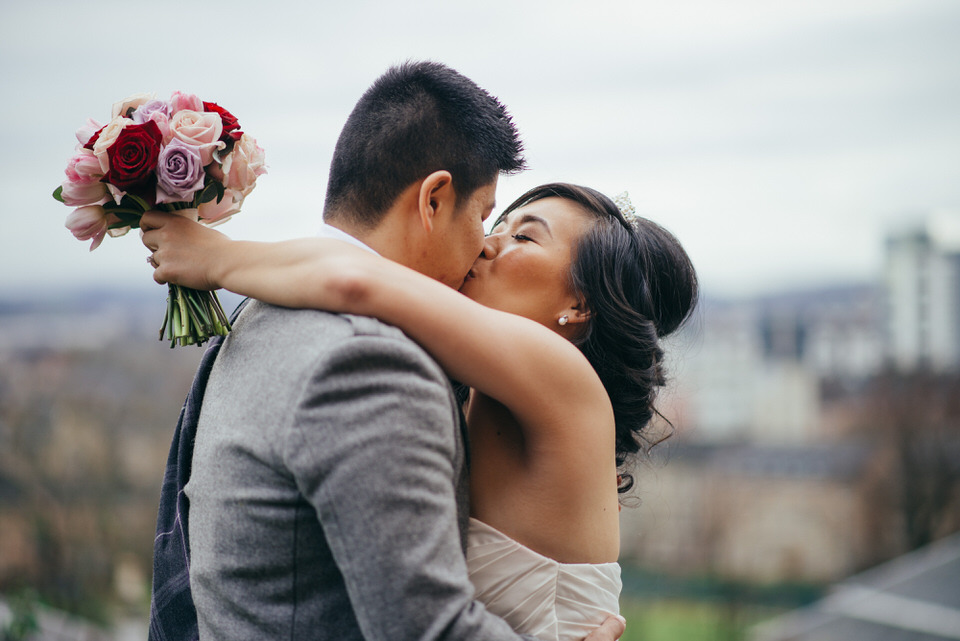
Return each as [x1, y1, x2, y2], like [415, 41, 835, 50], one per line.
[496, 183, 699, 493]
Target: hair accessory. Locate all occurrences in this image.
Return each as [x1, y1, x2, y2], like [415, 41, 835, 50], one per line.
[613, 191, 639, 226]
[558, 315, 569, 326]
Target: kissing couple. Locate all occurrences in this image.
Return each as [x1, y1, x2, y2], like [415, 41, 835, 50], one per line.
[143, 61, 698, 641]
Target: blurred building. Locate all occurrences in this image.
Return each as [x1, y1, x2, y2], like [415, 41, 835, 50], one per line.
[885, 211, 960, 372]
[672, 284, 884, 445]
[750, 532, 960, 641]
[621, 442, 875, 584]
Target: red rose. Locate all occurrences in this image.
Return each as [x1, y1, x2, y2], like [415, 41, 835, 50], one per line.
[203, 101, 242, 142]
[101, 121, 162, 192]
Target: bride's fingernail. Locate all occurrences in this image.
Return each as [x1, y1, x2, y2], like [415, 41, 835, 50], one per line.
[615, 615, 626, 625]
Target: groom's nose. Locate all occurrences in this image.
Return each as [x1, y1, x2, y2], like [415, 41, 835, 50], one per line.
[480, 232, 504, 260]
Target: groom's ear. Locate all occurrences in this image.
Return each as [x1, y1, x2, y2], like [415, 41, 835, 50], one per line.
[417, 170, 455, 234]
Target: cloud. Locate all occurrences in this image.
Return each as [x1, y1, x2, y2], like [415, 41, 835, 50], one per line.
[4, 0, 959, 297]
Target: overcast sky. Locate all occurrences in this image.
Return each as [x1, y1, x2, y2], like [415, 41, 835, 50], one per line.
[2, 0, 958, 299]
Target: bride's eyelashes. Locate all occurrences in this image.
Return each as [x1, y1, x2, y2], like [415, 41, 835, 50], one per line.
[511, 234, 534, 242]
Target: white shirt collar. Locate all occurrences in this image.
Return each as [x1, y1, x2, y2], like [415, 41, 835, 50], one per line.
[317, 222, 379, 256]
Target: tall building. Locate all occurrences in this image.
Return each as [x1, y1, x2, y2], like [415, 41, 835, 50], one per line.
[885, 212, 960, 372]
[672, 285, 883, 444]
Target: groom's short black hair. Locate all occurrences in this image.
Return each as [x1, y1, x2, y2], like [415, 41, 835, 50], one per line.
[323, 61, 526, 228]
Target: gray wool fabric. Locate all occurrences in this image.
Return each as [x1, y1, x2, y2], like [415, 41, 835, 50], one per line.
[185, 300, 533, 640]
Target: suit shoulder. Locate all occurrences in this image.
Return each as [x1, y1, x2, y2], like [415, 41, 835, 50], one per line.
[238, 300, 405, 340]
[340, 313, 409, 342]
[229, 301, 434, 370]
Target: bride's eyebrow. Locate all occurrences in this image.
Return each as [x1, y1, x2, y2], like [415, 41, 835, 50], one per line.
[515, 214, 552, 237]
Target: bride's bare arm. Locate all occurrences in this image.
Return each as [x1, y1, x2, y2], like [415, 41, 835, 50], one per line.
[141, 211, 613, 447]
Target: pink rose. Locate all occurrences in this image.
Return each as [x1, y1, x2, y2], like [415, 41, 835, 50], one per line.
[111, 92, 155, 119]
[198, 188, 243, 225]
[218, 133, 266, 197]
[170, 91, 202, 113]
[60, 149, 109, 206]
[169, 110, 225, 166]
[64, 205, 121, 251]
[144, 111, 172, 144]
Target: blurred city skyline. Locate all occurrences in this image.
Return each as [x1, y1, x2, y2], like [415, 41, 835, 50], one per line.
[2, 0, 959, 299]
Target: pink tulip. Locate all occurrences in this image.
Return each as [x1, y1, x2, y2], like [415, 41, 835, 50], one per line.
[65, 205, 112, 251]
[61, 150, 109, 206]
[75, 118, 103, 148]
[170, 91, 202, 113]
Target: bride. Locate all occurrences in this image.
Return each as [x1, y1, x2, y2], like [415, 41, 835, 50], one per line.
[141, 182, 698, 641]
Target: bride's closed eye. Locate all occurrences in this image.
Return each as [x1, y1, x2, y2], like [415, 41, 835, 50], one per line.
[511, 234, 534, 242]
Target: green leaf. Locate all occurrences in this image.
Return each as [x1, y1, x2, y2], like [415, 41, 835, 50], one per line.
[125, 193, 151, 212]
[103, 206, 143, 216]
[106, 211, 143, 226]
[52, 185, 64, 203]
[198, 182, 220, 205]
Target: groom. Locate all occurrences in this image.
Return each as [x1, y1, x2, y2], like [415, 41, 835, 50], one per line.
[146, 62, 625, 640]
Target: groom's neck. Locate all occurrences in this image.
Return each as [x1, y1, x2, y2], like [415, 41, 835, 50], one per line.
[324, 215, 414, 269]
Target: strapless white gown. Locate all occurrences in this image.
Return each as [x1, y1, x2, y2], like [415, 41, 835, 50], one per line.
[466, 518, 622, 641]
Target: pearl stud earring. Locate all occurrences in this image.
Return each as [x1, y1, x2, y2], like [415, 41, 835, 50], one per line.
[558, 315, 569, 326]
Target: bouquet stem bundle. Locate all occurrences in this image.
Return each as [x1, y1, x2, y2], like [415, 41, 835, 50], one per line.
[161, 283, 231, 347]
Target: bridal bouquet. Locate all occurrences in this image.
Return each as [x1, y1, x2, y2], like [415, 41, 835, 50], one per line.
[54, 91, 266, 347]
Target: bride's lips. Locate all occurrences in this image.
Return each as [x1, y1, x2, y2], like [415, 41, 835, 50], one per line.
[460, 268, 477, 290]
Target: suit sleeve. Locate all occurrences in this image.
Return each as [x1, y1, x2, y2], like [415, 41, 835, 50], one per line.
[283, 332, 538, 641]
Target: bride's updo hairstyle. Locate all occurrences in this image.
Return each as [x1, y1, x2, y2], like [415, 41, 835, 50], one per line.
[497, 184, 698, 492]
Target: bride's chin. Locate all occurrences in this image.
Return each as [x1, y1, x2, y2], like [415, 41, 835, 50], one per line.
[458, 279, 481, 302]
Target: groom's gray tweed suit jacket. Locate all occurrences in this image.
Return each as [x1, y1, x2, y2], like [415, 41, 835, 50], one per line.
[185, 300, 534, 640]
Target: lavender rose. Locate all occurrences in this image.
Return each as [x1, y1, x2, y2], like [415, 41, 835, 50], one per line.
[133, 100, 173, 143]
[132, 99, 171, 123]
[156, 138, 206, 204]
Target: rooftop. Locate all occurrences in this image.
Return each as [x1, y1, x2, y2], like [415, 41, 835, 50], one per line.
[752, 532, 960, 641]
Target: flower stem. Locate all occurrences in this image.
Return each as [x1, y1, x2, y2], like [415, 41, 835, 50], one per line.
[159, 284, 232, 348]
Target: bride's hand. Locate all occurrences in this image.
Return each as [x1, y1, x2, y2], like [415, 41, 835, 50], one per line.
[584, 615, 626, 641]
[140, 211, 229, 291]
